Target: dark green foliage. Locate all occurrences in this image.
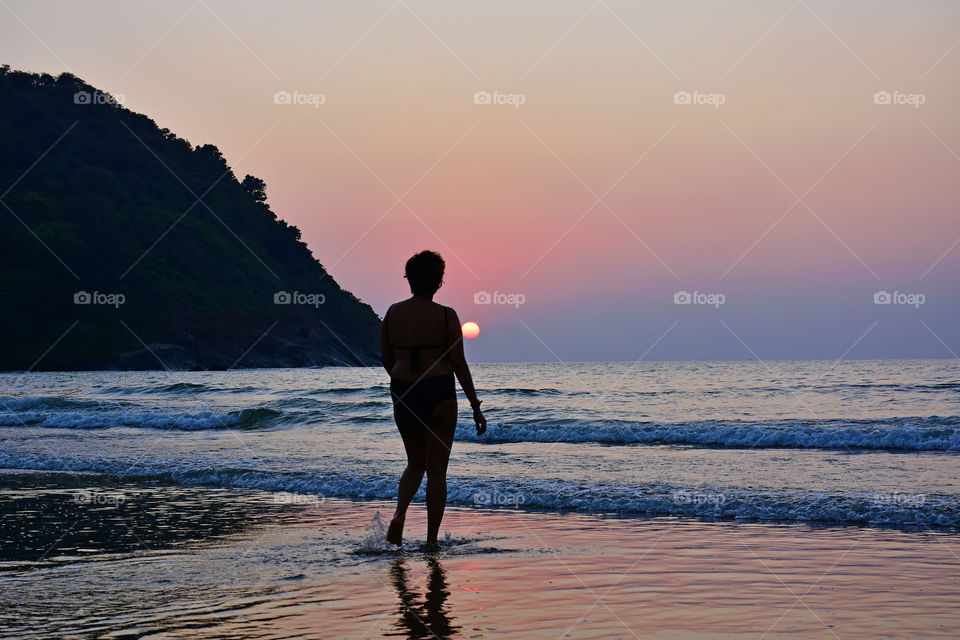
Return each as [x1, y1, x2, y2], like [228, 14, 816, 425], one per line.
[0, 68, 380, 370]
[241, 175, 268, 204]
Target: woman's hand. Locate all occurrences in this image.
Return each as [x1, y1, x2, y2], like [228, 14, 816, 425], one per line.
[472, 405, 487, 436]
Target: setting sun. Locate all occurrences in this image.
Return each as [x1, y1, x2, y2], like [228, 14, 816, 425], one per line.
[461, 322, 480, 339]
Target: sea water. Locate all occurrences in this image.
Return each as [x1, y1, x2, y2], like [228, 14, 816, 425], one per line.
[1, 360, 958, 528]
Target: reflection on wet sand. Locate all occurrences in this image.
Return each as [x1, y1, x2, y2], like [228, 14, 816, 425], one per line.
[0, 473, 313, 565]
[390, 556, 459, 639]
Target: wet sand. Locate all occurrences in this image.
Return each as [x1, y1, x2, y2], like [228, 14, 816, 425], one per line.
[1, 474, 958, 639]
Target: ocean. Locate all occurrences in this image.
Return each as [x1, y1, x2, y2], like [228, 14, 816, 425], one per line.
[2, 359, 958, 529]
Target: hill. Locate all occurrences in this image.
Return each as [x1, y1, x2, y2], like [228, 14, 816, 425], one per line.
[0, 66, 381, 370]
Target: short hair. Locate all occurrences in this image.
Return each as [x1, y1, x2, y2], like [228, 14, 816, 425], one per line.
[404, 250, 445, 296]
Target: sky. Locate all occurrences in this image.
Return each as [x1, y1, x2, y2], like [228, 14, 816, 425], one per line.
[2, 0, 958, 362]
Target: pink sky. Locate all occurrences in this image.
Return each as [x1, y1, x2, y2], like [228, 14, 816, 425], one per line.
[2, 0, 958, 360]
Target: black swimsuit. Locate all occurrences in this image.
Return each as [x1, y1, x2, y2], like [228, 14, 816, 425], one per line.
[386, 305, 456, 422]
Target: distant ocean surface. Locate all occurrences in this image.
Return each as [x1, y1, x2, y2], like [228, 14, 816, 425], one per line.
[2, 360, 958, 528]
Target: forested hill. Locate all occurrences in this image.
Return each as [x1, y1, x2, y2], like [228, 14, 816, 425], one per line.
[0, 67, 381, 370]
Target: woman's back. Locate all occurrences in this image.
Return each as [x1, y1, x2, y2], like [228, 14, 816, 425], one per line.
[385, 298, 452, 381]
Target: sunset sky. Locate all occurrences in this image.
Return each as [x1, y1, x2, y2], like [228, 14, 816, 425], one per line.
[2, 0, 958, 361]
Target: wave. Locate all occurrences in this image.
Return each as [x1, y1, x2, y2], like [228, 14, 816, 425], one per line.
[4, 394, 959, 451]
[0, 404, 283, 431]
[487, 387, 591, 396]
[303, 385, 589, 397]
[98, 383, 264, 395]
[0, 395, 396, 430]
[456, 416, 960, 451]
[306, 386, 387, 395]
[1, 453, 955, 528]
[836, 381, 960, 391]
[0, 397, 114, 411]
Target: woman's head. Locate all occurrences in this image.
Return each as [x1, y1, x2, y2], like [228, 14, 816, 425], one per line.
[404, 250, 445, 297]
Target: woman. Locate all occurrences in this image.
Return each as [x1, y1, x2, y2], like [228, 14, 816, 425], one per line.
[381, 250, 486, 551]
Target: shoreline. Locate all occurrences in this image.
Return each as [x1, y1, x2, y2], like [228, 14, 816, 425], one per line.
[2, 475, 959, 638]
[1, 468, 956, 535]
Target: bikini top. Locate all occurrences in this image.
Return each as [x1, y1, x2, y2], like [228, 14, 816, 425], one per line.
[384, 304, 451, 371]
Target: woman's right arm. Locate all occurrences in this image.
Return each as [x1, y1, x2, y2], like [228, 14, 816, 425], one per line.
[380, 306, 395, 375]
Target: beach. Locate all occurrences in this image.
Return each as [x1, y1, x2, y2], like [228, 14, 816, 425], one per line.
[1, 361, 958, 638]
[1, 476, 957, 639]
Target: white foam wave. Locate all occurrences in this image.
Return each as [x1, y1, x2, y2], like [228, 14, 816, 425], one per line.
[457, 417, 960, 451]
[1, 453, 956, 528]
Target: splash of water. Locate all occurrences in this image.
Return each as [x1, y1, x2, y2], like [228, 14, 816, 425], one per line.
[356, 510, 394, 553]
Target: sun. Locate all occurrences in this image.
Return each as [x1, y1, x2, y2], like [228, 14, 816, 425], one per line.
[461, 321, 480, 339]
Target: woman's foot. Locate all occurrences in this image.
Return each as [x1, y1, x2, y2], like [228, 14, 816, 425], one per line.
[386, 516, 404, 546]
[419, 539, 440, 553]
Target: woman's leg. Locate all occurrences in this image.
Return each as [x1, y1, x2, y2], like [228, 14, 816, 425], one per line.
[423, 398, 457, 546]
[388, 408, 425, 545]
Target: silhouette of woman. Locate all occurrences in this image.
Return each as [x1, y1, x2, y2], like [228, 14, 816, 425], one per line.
[381, 250, 486, 551]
